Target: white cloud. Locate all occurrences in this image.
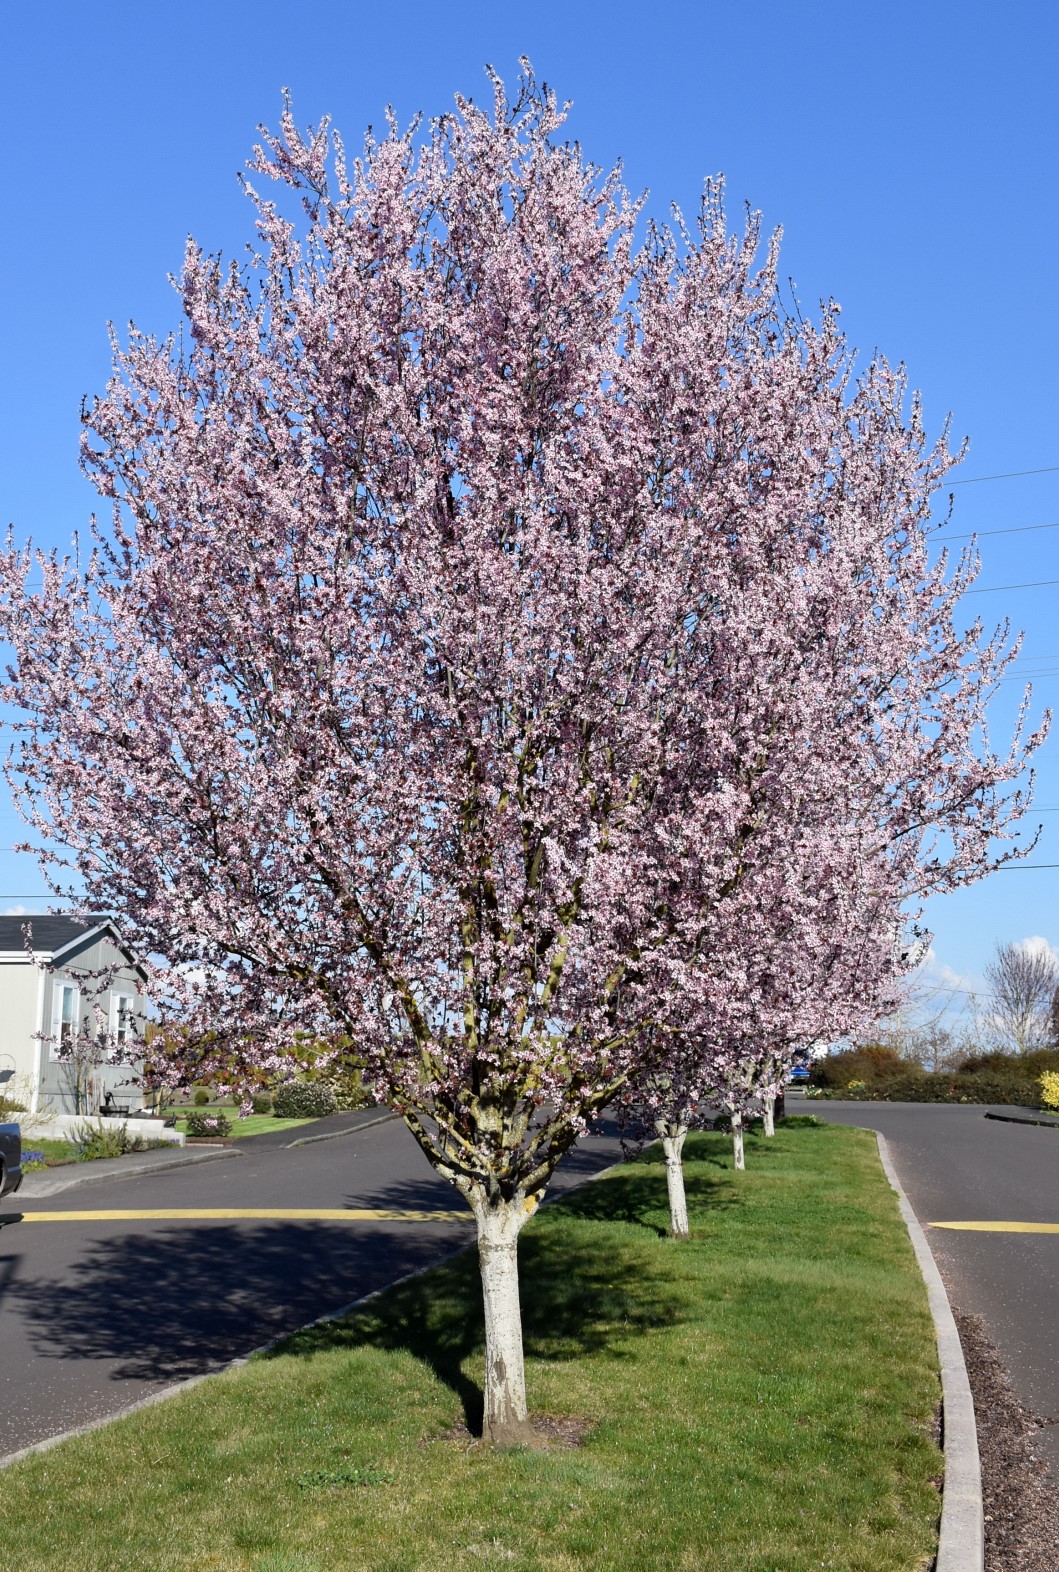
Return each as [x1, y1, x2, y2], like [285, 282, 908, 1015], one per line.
[1014, 935, 1059, 967]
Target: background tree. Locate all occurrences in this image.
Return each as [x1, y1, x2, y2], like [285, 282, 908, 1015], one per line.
[0, 68, 1041, 1442]
[985, 939, 1059, 1055]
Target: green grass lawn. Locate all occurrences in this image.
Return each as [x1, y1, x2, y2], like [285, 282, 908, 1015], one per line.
[0, 1121, 942, 1572]
[165, 1108, 314, 1139]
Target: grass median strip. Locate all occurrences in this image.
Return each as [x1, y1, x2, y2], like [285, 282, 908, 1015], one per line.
[0, 1121, 942, 1572]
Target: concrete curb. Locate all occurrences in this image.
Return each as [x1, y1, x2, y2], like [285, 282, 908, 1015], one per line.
[984, 1110, 1059, 1130]
[876, 1132, 983, 1572]
[15, 1144, 243, 1199]
[285, 1109, 400, 1147]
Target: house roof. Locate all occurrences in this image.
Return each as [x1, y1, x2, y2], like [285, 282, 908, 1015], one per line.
[0, 914, 127, 961]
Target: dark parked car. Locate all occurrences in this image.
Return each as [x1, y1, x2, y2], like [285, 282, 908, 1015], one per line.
[0, 1123, 23, 1201]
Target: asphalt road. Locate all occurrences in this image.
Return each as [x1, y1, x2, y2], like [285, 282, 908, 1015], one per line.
[0, 1113, 625, 1462]
[810, 1098, 1059, 1479]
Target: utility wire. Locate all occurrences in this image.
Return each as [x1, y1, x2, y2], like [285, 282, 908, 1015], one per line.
[964, 578, 1059, 596]
[951, 466, 1059, 486]
[937, 518, 1059, 541]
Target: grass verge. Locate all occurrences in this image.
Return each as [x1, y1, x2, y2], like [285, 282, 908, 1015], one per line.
[0, 1121, 941, 1571]
[172, 1112, 314, 1139]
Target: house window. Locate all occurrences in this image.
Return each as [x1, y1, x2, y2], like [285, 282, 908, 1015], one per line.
[110, 992, 136, 1051]
[50, 980, 80, 1059]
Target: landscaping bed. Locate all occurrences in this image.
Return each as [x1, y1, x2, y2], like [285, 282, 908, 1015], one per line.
[167, 1110, 314, 1140]
[21, 1131, 172, 1169]
[0, 1122, 943, 1571]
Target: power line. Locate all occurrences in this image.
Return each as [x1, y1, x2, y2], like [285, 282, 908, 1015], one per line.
[964, 578, 1059, 596]
[938, 518, 1059, 541]
[951, 466, 1059, 486]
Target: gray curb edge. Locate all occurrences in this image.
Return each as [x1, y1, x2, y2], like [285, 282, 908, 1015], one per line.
[876, 1131, 984, 1572]
[15, 1144, 243, 1199]
[983, 1110, 1059, 1130]
[285, 1109, 400, 1146]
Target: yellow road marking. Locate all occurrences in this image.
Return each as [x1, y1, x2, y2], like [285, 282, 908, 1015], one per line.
[20, 1208, 470, 1224]
[931, 1221, 1059, 1233]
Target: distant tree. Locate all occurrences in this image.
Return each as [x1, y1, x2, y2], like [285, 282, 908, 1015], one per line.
[985, 941, 1059, 1055]
[0, 68, 1041, 1442]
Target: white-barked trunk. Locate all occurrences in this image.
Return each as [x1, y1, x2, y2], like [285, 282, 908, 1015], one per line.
[657, 1121, 689, 1239]
[470, 1189, 538, 1447]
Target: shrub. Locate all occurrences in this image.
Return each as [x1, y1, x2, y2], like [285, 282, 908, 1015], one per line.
[326, 1067, 372, 1111]
[958, 1047, 1059, 1077]
[0, 1094, 27, 1119]
[71, 1120, 143, 1160]
[1040, 1071, 1059, 1111]
[251, 1092, 273, 1114]
[193, 1087, 211, 1106]
[272, 1081, 338, 1119]
[839, 1070, 1039, 1105]
[809, 1045, 916, 1090]
[185, 1110, 232, 1137]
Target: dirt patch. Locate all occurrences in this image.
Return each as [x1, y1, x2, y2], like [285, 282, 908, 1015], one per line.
[955, 1308, 1059, 1571]
[429, 1414, 592, 1451]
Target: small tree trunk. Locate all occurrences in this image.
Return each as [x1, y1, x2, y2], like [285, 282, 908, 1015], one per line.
[657, 1121, 689, 1239]
[470, 1190, 537, 1447]
[762, 1091, 775, 1138]
[732, 1110, 745, 1171]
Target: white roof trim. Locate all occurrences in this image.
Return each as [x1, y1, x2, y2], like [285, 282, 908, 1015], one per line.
[49, 922, 115, 961]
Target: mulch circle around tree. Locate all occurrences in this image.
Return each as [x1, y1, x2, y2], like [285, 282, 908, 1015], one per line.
[955, 1308, 1059, 1571]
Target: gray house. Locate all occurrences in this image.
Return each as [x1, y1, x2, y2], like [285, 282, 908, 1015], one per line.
[0, 915, 147, 1116]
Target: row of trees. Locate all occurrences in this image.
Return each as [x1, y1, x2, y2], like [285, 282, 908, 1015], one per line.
[0, 68, 1043, 1443]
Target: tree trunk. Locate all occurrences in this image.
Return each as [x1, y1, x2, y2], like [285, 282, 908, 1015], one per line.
[470, 1190, 537, 1447]
[732, 1110, 745, 1171]
[657, 1121, 689, 1239]
[762, 1090, 775, 1138]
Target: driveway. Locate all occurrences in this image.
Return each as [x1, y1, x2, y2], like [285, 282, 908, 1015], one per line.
[0, 1113, 625, 1461]
[810, 1099, 1059, 1479]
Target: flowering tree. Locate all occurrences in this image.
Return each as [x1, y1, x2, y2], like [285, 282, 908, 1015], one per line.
[620, 838, 912, 1228]
[0, 68, 1040, 1442]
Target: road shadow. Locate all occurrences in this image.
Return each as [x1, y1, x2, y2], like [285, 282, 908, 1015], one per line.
[8, 1212, 470, 1384]
[335, 1114, 626, 1215]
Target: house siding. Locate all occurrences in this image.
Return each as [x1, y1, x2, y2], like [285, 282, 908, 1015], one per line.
[0, 927, 148, 1117]
[0, 960, 43, 1096]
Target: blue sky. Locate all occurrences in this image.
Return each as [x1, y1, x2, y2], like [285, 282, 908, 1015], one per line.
[1, 0, 1057, 1018]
